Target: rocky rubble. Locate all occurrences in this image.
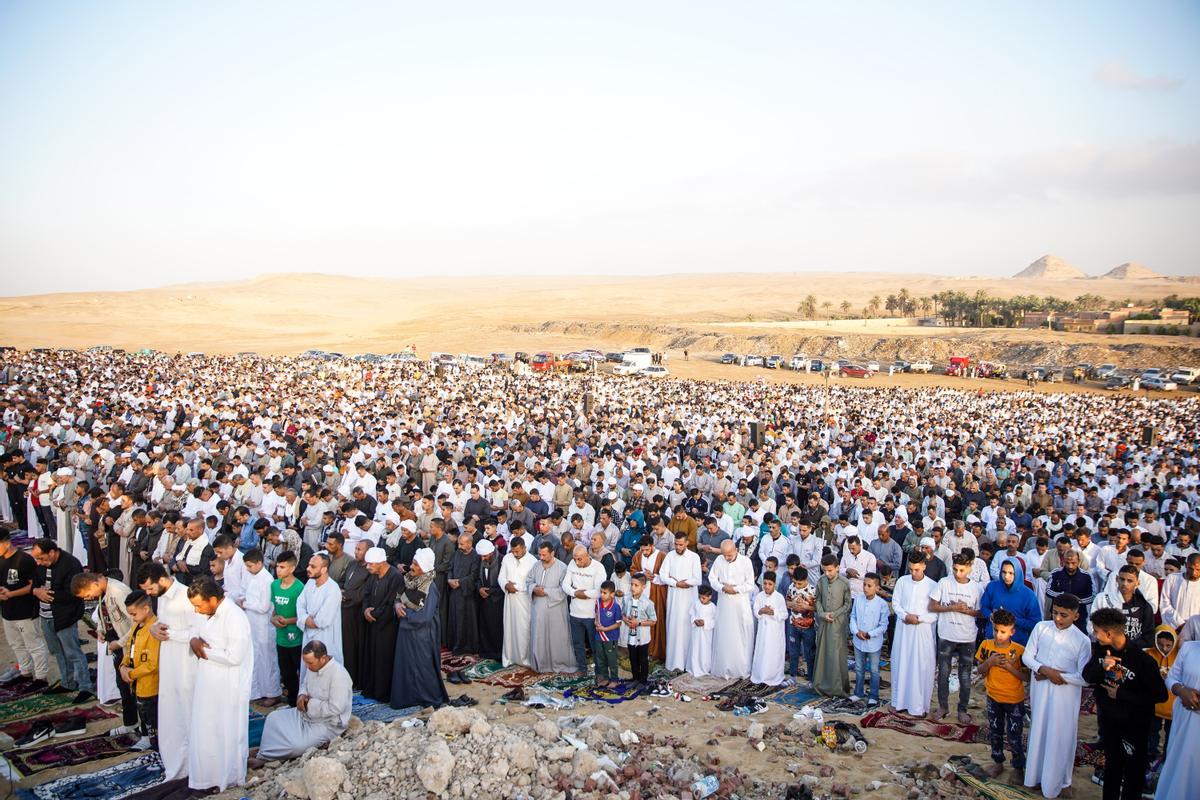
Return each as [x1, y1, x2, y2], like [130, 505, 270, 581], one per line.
[245, 707, 982, 800]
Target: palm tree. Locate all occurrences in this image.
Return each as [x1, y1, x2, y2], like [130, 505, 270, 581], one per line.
[840, 300, 852, 317]
[897, 288, 915, 316]
[798, 294, 818, 318]
[821, 300, 833, 316]
[866, 295, 882, 318]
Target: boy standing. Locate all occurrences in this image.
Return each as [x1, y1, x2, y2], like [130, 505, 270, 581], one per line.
[976, 609, 1029, 780]
[623, 573, 656, 688]
[687, 586, 716, 677]
[785, 565, 817, 680]
[271, 552, 304, 706]
[929, 552, 984, 723]
[1145, 625, 1178, 768]
[849, 573, 889, 707]
[1022, 594, 1091, 799]
[751, 571, 787, 687]
[120, 590, 160, 751]
[593, 580, 621, 686]
[891, 552, 938, 717]
[1083, 608, 1167, 800]
[813, 554, 851, 697]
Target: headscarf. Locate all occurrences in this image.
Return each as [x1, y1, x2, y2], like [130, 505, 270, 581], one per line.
[281, 528, 303, 556]
[401, 547, 435, 609]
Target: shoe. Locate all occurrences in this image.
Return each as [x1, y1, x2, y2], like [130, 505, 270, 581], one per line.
[866, 699, 879, 709]
[448, 694, 478, 707]
[848, 694, 860, 702]
[73, 690, 95, 705]
[43, 682, 72, 695]
[130, 736, 153, 751]
[675, 693, 693, 703]
[501, 687, 526, 702]
[750, 700, 769, 714]
[13, 722, 53, 748]
[26, 678, 49, 692]
[0, 667, 22, 684]
[52, 718, 86, 738]
[456, 671, 472, 685]
[108, 724, 137, 737]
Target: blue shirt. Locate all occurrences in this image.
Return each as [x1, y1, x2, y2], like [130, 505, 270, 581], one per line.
[849, 595, 890, 653]
[238, 516, 260, 553]
[595, 598, 621, 642]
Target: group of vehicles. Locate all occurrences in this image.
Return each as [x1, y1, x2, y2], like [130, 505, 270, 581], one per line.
[1101, 366, 1199, 392]
[720, 352, 936, 378]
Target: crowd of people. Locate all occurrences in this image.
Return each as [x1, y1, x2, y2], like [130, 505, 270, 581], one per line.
[0, 348, 1198, 799]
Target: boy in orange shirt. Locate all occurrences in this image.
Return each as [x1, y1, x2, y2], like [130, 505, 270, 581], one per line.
[1145, 624, 1178, 769]
[976, 608, 1029, 780]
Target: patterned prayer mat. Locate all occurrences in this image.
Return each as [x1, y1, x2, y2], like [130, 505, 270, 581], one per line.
[861, 708, 982, 743]
[13, 752, 165, 800]
[966, 722, 1103, 767]
[0, 693, 80, 725]
[1, 705, 117, 741]
[440, 651, 481, 673]
[805, 696, 869, 716]
[1079, 687, 1096, 715]
[649, 665, 683, 682]
[349, 693, 422, 724]
[670, 674, 729, 696]
[248, 710, 265, 748]
[563, 681, 645, 704]
[475, 666, 542, 689]
[461, 659, 507, 680]
[711, 677, 783, 699]
[0, 679, 42, 704]
[4, 731, 139, 777]
[947, 762, 1047, 800]
[771, 685, 821, 709]
[532, 673, 594, 694]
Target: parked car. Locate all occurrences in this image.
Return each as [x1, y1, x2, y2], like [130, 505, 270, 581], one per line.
[840, 364, 871, 378]
[765, 355, 783, 369]
[1092, 364, 1118, 379]
[892, 360, 910, 372]
[530, 352, 556, 372]
[514, 351, 530, 363]
[1142, 376, 1178, 391]
[641, 365, 670, 377]
[789, 354, 808, 370]
[1169, 367, 1199, 385]
[1104, 375, 1132, 390]
[865, 360, 880, 373]
[606, 352, 627, 363]
[490, 352, 512, 362]
[809, 359, 825, 372]
[744, 355, 764, 367]
[720, 353, 738, 364]
[613, 362, 642, 375]
[1141, 368, 1163, 379]
[908, 359, 933, 373]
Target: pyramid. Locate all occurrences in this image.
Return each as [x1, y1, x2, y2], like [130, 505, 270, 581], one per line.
[1013, 255, 1086, 279]
[1100, 262, 1161, 280]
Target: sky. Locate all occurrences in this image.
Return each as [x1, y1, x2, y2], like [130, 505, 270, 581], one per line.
[1, 1, 1198, 295]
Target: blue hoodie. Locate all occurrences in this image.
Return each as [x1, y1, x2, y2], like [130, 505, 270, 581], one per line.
[979, 557, 1042, 645]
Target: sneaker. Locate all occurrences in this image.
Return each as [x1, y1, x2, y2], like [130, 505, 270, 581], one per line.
[675, 693, 693, 703]
[72, 690, 95, 705]
[130, 736, 153, 751]
[26, 678, 49, 692]
[13, 722, 54, 748]
[848, 694, 860, 702]
[108, 724, 137, 737]
[0, 667, 22, 684]
[43, 682, 73, 695]
[52, 718, 87, 738]
[866, 699, 879, 709]
[750, 700, 769, 714]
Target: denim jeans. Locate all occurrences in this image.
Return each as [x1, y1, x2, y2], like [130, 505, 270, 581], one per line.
[787, 624, 817, 678]
[853, 646, 881, 701]
[936, 638, 975, 712]
[986, 698, 1026, 769]
[40, 617, 93, 692]
[569, 616, 594, 673]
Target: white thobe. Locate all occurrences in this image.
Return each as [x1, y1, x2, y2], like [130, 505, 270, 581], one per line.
[498, 551, 536, 666]
[257, 659, 352, 761]
[243, 567, 281, 700]
[890, 575, 937, 716]
[1155, 642, 1200, 800]
[223, 550, 248, 604]
[188, 599, 254, 792]
[708, 554, 756, 679]
[687, 599, 716, 676]
[93, 606, 121, 704]
[839, 549, 877, 598]
[1159, 574, 1200, 629]
[157, 578, 200, 781]
[1022, 620, 1091, 799]
[750, 590, 787, 686]
[661, 549, 702, 671]
[295, 578, 343, 684]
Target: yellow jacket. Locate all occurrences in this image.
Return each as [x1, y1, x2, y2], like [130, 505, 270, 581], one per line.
[124, 616, 160, 699]
[1145, 624, 1178, 720]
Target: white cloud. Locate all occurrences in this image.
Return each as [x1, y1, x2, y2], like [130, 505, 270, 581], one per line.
[1094, 60, 1183, 92]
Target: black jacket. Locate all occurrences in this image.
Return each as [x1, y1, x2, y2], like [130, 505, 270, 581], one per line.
[1082, 640, 1167, 729]
[33, 550, 86, 631]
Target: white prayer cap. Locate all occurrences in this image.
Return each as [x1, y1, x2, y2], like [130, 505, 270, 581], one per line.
[172, 484, 186, 492]
[919, 537, 936, 549]
[412, 548, 435, 573]
[365, 547, 387, 564]
[475, 540, 495, 556]
[322, 465, 336, 473]
[55, 467, 73, 477]
[255, 447, 266, 455]
[944, 489, 955, 497]
[607, 491, 618, 500]
[400, 520, 417, 533]
[153, 446, 164, 453]
[632, 483, 645, 492]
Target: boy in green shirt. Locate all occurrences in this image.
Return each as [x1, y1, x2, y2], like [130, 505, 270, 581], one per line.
[270, 552, 303, 706]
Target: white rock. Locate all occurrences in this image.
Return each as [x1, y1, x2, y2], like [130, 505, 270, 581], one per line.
[415, 737, 455, 794]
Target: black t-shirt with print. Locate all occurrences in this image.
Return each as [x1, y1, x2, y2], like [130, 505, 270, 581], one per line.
[0, 549, 38, 620]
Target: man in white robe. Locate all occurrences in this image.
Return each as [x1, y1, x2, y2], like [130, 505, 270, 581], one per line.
[250, 641, 351, 766]
[660, 532, 702, 671]
[1160, 553, 1200, 629]
[708, 540, 755, 679]
[139, 563, 200, 782]
[187, 577, 254, 794]
[891, 553, 938, 716]
[296, 554, 342, 690]
[498, 537, 536, 667]
[240, 549, 281, 702]
[1022, 594, 1091, 799]
[214, 534, 248, 604]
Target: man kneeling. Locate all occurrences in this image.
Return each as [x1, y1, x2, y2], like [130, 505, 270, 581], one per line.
[250, 640, 352, 767]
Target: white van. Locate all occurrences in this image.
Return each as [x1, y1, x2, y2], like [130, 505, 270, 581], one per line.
[1169, 366, 1199, 385]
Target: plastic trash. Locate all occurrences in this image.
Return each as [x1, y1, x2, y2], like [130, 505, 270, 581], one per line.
[692, 775, 720, 798]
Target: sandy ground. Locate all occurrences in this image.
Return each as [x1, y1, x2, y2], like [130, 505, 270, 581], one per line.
[0, 624, 1104, 799]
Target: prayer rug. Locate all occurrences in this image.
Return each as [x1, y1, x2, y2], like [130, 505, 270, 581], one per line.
[532, 673, 593, 694]
[349, 693, 421, 724]
[947, 762, 1047, 800]
[771, 685, 821, 710]
[461, 659, 507, 680]
[4, 731, 139, 777]
[806, 696, 869, 716]
[13, 752, 164, 800]
[0, 679, 44, 704]
[648, 665, 684, 682]
[475, 666, 542, 689]
[670, 674, 729, 696]
[861, 708, 982, 743]
[440, 651, 480, 673]
[1, 705, 117, 741]
[1079, 687, 1096, 715]
[966, 723, 1104, 768]
[0, 693, 79, 725]
[711, 678, 783, 699]
[563, 681, 645, 704]
[248, 710, 265, 748]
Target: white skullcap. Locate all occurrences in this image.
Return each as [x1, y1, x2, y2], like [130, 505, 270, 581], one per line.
[475, 540, 495, 556]
[55, 467, 73, 476]
[945, 489, 955, 497]
[172, 484, 186, 492]
[632, 483, 645, 492]
[365, 547, 387, 564]
[413, 548, 435, 572]
[920, 537, 936, 549]
[322, 465, 336, 473]
[400, 519, 417, 533]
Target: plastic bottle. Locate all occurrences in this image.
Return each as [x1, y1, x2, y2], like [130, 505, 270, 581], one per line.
[691, 774, 720, 798]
